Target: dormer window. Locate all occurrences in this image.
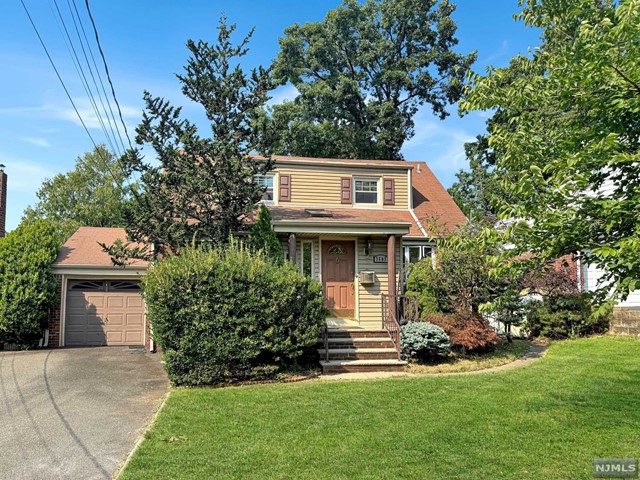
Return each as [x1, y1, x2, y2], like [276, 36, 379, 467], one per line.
[354, 178, 378, 204]
[255, 174, 274, 202]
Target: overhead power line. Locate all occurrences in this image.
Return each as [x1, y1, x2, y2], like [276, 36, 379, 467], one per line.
[84, 0, 134, 151]
[19, 0, 133, 199]
[66, 0, 127, 154]
[49, 0, 121, 157]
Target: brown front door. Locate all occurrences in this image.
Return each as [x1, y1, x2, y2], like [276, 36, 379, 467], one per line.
[322, 240, 355, 318]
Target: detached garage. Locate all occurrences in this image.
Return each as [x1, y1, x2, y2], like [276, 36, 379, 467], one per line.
[51, 227, 150, 349]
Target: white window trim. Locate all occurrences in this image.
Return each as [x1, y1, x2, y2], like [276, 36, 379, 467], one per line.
[353, 176, 381, 207]
[255, 173, 275, 205]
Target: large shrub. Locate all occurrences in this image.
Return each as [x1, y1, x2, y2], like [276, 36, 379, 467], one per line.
[0, 220, 60, 347]
[523, 261, 609, 339]
[405, 223, 502, 315]
[525, 296, 610, 339]
[400, 322, 450, 362]
[143, 241, 327, 386]
[424, 312, 499, 353]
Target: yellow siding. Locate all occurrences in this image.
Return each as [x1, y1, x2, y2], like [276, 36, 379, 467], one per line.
[356, 236, 402, 327]
[276, 165, 408, 209]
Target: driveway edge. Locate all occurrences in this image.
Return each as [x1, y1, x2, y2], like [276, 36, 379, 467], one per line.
[112, 391, 170, 479]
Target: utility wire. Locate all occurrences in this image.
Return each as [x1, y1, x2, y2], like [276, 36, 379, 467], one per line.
[49, 0, 121, 157]
[65, 0, 126, 154]
[68, 0, 127, 154]
[19, 0, 132, 200]
[84, 0, 134, 151]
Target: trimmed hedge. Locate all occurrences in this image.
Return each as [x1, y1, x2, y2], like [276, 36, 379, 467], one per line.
[143, 242, 327, 386]
[400, 321, 451, 362]
[0, 220, 60, 347]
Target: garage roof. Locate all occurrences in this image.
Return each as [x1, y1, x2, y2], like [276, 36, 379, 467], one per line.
[54, 227, 149, 268]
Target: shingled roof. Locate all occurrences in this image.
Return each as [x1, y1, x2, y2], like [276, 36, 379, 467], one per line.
[408, 161, 466, 237]
[53, 227, 149, 267]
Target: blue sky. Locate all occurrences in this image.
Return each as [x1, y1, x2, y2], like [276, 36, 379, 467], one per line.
[0, 1, 541, 232]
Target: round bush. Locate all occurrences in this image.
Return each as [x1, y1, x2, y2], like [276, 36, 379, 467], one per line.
[400, 322, 451, 362]
[143, 241, 327, 386]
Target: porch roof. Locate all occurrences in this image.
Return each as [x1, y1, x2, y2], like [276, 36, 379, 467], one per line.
[269, 206, 413, 235]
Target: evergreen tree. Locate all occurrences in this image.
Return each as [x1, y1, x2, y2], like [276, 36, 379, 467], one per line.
[112, 17, 273, 259]
[249, 205, 282, 264]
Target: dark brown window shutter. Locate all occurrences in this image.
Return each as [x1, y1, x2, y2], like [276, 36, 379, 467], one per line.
[341, 177, 352, 204]
[383, 178, 395, 205]
[279, 174, 291, 202]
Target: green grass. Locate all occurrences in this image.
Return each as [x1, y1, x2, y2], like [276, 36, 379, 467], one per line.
[121, 337, 640, 480]
[405, 339, 532, 374]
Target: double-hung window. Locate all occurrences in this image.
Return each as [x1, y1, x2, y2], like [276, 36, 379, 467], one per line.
[255, 174, 274, 202]
[354, 178, 378, 204]
[404, 245, 433, 265]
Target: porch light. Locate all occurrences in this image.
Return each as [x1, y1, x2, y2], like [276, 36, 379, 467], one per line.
[365, 237, 373, 256]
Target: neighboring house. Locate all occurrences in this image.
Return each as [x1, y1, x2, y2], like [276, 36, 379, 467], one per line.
[582, 264, 640, 334]
[580, 175, 640, 335]
[49, 156, 465, 355]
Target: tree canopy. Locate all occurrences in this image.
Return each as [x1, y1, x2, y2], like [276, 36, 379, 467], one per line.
[264, 0, 476, 160]
[114, 17, 273, 258]
[460, 0, 640, 309]
[22, 145, 133, 241]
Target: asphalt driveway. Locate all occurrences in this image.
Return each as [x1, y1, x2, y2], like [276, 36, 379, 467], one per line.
[0, 347, 168, 480]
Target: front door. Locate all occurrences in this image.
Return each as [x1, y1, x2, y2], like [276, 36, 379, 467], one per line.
[322, 240, 355, 318]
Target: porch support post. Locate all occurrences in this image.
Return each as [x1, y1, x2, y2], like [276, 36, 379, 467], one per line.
[387, 234, 397, 321]
[288, 232, 297, 264]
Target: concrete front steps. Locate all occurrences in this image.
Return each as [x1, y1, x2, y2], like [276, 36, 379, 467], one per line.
[319, 328, 406, 374]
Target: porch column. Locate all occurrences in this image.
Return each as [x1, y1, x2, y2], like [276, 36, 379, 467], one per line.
[387, 234, 397, 321]
[288, 232, 297, 264]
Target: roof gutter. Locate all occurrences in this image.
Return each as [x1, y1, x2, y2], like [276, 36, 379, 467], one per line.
[272, 220, 411, 235]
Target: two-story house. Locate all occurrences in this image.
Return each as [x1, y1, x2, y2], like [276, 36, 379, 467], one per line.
[49, 156, 465, 363]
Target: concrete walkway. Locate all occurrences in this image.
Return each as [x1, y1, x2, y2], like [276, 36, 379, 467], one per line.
[318, 341, 548, 381]
[0, 347, 168, 480]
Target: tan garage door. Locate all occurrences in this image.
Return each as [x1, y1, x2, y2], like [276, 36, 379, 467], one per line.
[65, 280, 145, 346]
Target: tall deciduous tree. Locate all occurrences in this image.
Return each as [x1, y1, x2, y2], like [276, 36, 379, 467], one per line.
[461, 0, 640, 309]
[22, 145, 132, 241]
[264, 0, 476, 160]
[448, 134, 501, 224]
[117, 17, 273, 257]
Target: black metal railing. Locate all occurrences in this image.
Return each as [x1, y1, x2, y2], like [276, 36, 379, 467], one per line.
[382, 294, 419, 360]
[321, 324, 329, 361]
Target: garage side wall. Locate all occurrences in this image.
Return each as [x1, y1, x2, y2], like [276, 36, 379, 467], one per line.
[49, 274, 63, 347]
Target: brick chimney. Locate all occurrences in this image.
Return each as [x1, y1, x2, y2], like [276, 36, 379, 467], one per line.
[0, 164, 6, 238]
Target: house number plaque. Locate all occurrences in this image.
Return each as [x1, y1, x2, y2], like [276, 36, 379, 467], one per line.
[373, 255, 387, 263]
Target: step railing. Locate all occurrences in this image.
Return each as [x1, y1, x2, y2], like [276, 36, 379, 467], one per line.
[381, 293, 419, 360]
[321, 324, 329, 361]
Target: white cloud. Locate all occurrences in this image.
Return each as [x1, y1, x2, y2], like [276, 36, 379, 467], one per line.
[483, 40, 510, 64]
[0, 153, 54, 194]
[0, 99, 141, 132]
[267, 84, 299, 106]
[20, 137, 51, 148]
[402, 116, 476, 185]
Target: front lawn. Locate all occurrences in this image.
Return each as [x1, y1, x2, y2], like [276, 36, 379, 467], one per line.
[121, 337, 640, 480]
[405, 338, 532, 374]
